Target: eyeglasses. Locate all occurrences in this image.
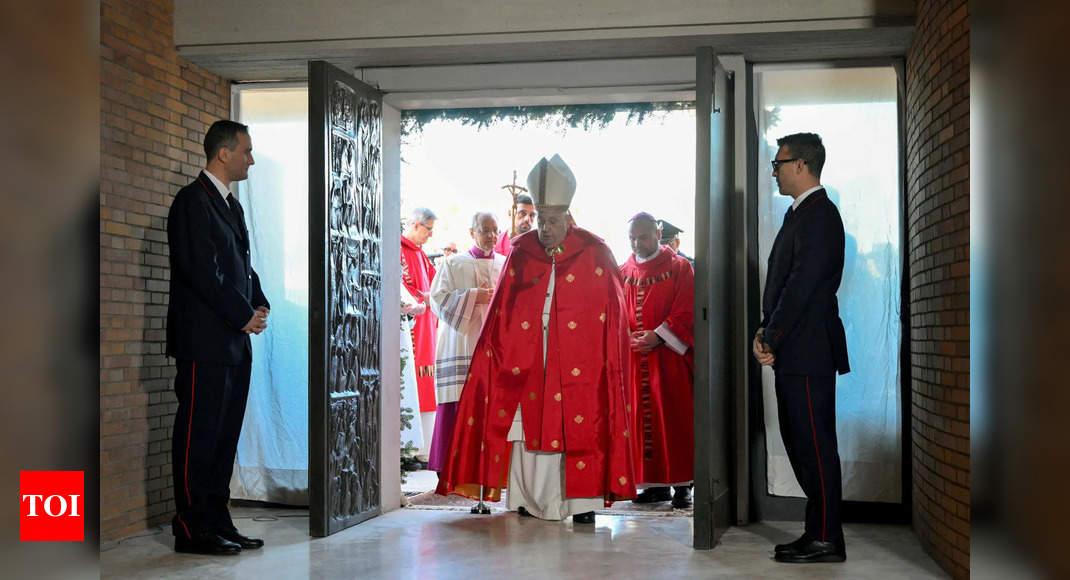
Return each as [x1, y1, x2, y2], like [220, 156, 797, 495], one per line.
[771, 158, 801, 170]
[417, 222, 434, 233]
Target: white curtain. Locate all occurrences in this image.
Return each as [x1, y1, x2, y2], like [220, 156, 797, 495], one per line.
[756, 67, 902, 503]
[231, 86, 310, 504]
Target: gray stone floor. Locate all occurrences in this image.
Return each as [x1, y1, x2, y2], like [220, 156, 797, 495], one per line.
[101, 505, 947, 579]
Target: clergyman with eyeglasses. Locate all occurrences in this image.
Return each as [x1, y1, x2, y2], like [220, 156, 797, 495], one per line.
[402, 207, 441, 461]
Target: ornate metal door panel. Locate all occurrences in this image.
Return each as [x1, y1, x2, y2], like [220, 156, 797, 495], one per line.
[309, 61, 383, 536]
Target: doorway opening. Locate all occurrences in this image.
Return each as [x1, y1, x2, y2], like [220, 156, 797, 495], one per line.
[396, 107, 698, 520]
[227, 91, 707, 527]
[227, 58, 910, 546]
[748, 64, 907, 523]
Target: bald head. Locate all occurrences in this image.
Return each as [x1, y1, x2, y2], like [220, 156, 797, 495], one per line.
[628, 215, 662, 259]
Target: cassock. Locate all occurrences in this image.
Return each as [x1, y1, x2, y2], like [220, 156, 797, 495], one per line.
[401, 235, 439, 453]
[436, 227, 636, 514]
[426, 246, 506, 472]
[619, 246, 695, 486]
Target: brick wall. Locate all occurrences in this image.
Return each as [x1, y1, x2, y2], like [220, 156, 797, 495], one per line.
[904, 0, 969, 577]
[100, 0, 230, 542]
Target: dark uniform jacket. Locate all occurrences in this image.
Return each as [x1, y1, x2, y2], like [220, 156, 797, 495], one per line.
[166, 171, 269, 364]
[761, 189, 850, 376]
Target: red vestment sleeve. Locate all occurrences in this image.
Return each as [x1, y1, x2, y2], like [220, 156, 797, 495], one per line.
[663, 257, 695, 347]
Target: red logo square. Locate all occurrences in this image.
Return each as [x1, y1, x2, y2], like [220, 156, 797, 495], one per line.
[20, 471, 84, 541]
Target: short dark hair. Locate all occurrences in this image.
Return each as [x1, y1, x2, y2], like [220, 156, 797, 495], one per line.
[517, 193, 533, 206]
[776, 132, 825, 178]
[203, 120, 249, 161]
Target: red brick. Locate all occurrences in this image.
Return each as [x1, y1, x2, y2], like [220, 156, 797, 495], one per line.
[101, 0, 230, 544]
[906, 1, 970, 576]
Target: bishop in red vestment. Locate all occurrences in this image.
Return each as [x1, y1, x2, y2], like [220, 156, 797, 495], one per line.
[401, 208, 440, 454]
[437, 155, 635, 523]
[620, 213, 695, 508]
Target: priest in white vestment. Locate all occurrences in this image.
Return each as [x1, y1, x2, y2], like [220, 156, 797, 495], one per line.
[426, 212, 506, 472]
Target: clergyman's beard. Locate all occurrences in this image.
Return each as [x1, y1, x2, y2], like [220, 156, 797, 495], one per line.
[516, 222, 532, 234]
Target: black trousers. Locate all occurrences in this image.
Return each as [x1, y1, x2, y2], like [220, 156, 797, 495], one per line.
[171, 359, 250, 538]
[774, 373, 843, 542]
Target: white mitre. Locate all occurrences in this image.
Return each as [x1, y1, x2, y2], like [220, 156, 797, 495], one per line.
[526, 154, 576, 210]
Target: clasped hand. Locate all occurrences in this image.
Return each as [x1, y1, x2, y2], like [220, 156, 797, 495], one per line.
[242, 306, 270, 334]
[752, 328, 775, 366]
[630, 330, 659, 353]
[401, 302, 426, 315]
[474, 283, 493, 305]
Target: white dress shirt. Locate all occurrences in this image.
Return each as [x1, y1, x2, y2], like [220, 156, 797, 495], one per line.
[791, 184, 824, 210]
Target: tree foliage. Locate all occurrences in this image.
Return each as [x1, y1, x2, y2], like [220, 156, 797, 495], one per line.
[401, 101, 695, 136]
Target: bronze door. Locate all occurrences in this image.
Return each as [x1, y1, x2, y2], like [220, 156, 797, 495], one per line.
[308, 60, 384, 536]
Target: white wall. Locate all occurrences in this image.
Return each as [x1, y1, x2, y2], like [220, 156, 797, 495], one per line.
[379, 101, 402, 513]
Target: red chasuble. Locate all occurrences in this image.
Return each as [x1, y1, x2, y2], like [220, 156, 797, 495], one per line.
[436, 227, 636, 503]
[493, 231, 514, 257]
[401, 236, 438, 413]
[619, 247, 695, 485]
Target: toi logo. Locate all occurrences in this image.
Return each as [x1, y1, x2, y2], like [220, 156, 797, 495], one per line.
[20, 471, 84, 541]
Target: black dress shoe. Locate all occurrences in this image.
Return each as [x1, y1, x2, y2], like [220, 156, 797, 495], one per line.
[631, 487, 671, 504]
[517, 506, 535, 518]
[774, 533, 811, 554]
[671, 486, 692, 509]
[572, 511, 596, 524]
[218, 529, 264, 549]
[774, 538, 846, 563]
[175, 532, 242, 555]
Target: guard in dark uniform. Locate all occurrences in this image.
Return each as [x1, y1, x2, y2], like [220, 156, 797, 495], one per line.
[657, 220, 693, 265]
[166, 120, 270, 555]
[754, 132, 850, 564]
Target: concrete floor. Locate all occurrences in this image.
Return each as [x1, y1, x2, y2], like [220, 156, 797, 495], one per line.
[101, 506, 946, 579]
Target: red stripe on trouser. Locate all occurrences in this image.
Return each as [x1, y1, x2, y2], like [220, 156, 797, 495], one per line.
[184, 362, 196, 506]
[176, 515, 191, 538]
[804, 376, 828, 542]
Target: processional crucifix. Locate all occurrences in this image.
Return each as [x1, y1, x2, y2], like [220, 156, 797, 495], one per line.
[468, 170, 528, 517]
[501, 170, 528, 238]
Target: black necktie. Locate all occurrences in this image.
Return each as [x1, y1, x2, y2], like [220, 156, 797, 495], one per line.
[226, 194, 241, 218]
[783, 206, 794, 226]
[226, 194, 246, 240]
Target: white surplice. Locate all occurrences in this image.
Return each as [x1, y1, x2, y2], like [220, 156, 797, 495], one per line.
[428, 252, 506, 404]
[399, 287, 425, 450]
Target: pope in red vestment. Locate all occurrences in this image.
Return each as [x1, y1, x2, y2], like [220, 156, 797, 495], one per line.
[437, 156, 635, 516]
[401, 214, 439, 416]
[619, 213, 695, 507]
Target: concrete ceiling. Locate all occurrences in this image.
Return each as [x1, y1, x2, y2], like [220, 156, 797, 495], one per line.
[179, 26, 914, 83]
